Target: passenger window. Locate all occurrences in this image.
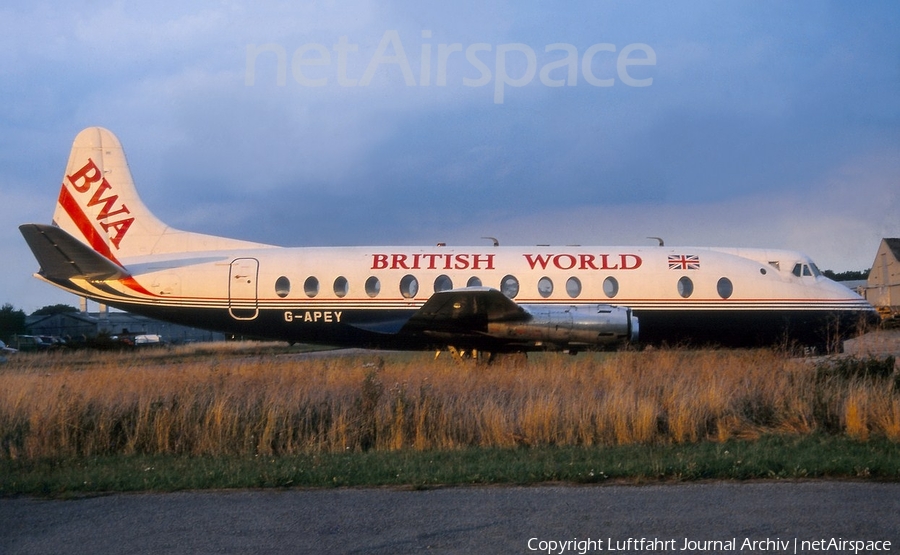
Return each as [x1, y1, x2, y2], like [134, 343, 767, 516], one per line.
[501, 275, 519, 298]
[717, 277, 733, 299]
[677, 276, 693, 298]
[538, 277, 553, 298]
[275, 276, 290, 298]
[566, 277, 582, 298]
[467, 276, 482, 287]
[400, 274, 419, 298]
[434, 275, 453, 292]
[333, 276, 349, 298]
[304, 276, 319, 297]
[603, 276, 619, 298]
[365, 276, 380, 298]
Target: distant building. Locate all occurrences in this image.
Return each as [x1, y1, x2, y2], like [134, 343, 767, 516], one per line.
[26, 307, 224, 344]
[25, 311, 97, 339]
[864, 238, 900, 321]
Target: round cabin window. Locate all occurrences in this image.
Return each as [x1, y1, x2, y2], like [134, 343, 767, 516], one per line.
[400, 274, 419, 298]
[677, 276, 694, 298]
[275, 276, 290, 298]
[434, 275, 453, 292]
[717, 277, 733, 299]
[365, 276, 381, 298]
[500, 275, 519, 298]
[603, 276, 619, 298]
[333, 276, 349, 298]
[304, 276, 319, 298]
[538, 277, 553, 298]
[566, 277, 582, 298]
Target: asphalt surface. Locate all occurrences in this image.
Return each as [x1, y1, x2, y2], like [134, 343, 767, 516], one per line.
[3, 482, 899, 554]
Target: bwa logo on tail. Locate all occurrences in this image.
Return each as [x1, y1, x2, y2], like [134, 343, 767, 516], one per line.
[50, 127, 270, 262]
[52, 127, 169, 262]
[61, 159, 134, 250]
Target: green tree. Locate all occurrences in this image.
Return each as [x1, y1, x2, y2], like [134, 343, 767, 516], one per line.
[31, 304, 79, 316]
[0, 303, 27, 342]
[822, 269, 870, 281]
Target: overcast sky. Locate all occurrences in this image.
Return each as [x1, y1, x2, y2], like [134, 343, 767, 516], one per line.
[2, 1, 898, 313]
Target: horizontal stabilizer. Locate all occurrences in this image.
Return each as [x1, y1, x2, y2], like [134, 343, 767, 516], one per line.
[19, 223, 127, 281]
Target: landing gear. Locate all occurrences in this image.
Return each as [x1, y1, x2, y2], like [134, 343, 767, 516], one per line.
[435, 346, 490, 364]
[434, 346, 527, 366]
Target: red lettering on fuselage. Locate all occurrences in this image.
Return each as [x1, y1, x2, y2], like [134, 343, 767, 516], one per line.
[523, 253, 642, 271]
[372, 254, 389, 269]
[579, 254, 599, 270]
[620, 254, 641, 270]
[65, 158, 134, 249]
[524, 254, 551, 270]
[370, 252, 640, 271]
[471, 254, 493, 270]
[371, 253, 496, 271]
[391, 254, 410, 270]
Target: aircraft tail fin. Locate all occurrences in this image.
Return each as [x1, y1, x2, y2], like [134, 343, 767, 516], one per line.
[50, 127, 271, 265]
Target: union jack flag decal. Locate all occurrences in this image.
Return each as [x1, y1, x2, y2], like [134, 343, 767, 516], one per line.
[668, 254, 700, 270]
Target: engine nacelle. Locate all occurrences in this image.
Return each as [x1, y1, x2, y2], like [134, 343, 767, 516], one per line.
[486, 304, 638, 347]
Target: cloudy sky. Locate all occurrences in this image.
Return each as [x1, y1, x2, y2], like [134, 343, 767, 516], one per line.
[2, 1, 898, 313]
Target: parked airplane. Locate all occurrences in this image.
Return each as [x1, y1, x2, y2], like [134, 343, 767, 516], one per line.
[20, 127, 877, 355]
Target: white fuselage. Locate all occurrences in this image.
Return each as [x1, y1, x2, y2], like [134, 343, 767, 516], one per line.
[49, 243, 873, 349]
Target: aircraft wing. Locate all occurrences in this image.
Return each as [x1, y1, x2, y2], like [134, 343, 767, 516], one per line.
[19, 223, 128, 281]
[399, 287, 529, 337]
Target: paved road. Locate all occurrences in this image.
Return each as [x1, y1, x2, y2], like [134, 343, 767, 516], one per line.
[2, 482, 898, 554]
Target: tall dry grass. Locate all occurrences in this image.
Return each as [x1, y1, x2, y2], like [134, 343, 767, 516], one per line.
[1, 346, 897, 459]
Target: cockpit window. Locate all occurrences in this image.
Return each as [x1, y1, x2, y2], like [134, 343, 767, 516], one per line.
[792, 262, 818, 278]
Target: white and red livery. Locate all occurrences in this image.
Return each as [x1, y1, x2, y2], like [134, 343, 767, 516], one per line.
[20, 128, 877, 353]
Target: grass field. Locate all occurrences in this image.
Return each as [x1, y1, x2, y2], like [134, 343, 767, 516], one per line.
[1, 343, 898, 495]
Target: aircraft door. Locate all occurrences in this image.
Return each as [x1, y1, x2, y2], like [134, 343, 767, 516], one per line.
[228, 258, 259, 320]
